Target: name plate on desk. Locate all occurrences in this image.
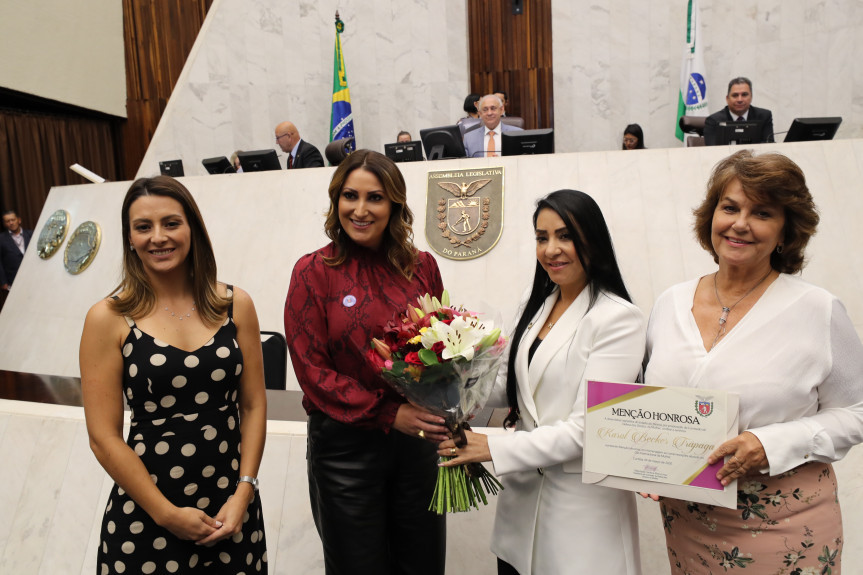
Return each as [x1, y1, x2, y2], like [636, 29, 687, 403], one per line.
[583, 380, 739, 508]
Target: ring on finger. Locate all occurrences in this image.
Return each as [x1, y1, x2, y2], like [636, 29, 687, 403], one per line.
[450, 447, 456, 456]
[417, 430, 425, 439]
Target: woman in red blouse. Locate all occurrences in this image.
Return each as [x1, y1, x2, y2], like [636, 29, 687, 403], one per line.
[285, 149, 448, 574]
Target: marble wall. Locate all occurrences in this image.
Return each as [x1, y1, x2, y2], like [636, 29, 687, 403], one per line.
[552, 0, 863, 152]
[137, 0, 470, 179]
[1, 399, 862, 573]
[137, 0, 863, 172]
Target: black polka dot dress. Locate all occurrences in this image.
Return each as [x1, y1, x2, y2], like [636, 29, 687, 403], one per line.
[98, 289, 267, 574]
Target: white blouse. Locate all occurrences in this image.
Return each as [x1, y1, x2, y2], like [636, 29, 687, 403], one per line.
[645, 274, 863, 475]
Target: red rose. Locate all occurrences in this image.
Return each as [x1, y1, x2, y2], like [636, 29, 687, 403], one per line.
[404, 351, 423, 366]
[431, 341, 445, 354]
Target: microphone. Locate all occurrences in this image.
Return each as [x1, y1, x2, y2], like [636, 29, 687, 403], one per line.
[69, 163, 106, 183]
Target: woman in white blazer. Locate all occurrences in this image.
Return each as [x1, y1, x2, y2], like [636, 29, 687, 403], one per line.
[439, 190, 645, 575]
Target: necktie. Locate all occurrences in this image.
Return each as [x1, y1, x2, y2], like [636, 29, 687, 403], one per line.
[487, 130, 496, 157]
[288, 155, 294, 169]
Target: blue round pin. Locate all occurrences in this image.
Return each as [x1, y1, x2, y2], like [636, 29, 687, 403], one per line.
[342, 294, 357, 307]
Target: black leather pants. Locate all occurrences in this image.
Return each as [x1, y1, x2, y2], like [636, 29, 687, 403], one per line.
[307, 412, 446, 575]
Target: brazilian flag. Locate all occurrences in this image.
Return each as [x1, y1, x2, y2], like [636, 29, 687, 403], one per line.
[330, 13, 355, 148]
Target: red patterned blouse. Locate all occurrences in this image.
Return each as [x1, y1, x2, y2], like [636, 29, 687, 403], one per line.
[284, 243, 444, 431]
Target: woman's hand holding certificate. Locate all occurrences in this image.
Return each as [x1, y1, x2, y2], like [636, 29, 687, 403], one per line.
[582, 380, 740, 509]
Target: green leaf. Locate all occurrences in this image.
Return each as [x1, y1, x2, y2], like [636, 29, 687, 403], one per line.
[418, 349, 440, 366]
[479, 328, 501, 349]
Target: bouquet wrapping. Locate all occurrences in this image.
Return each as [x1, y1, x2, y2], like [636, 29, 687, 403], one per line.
[369, 291, 507, 513]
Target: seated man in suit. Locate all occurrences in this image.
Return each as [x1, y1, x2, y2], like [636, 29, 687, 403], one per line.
[704, 77, 774, 146]
[463, 94, 523, 158]
[1, 210, 32, 291]
[275, 121, 325, 169]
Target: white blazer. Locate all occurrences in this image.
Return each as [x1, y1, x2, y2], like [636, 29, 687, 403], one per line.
[487, 287, 645, 575]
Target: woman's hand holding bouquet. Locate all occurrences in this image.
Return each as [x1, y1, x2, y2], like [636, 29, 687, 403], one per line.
[369, 291, 507, 513]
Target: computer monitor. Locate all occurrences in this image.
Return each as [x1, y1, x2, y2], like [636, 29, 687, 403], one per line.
[384, 141, 424, 163]
[715, 122, 762, 146]
[201, 156, 236, 175]
[419, 125, 467, 161]
[502, 129, 555, 156]
[237, 149, 282, 172]
[784, 117, 842, 143]
[159, 159, 184, 177]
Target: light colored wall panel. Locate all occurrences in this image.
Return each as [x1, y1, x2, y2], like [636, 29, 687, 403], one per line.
[0, 0, 125, 117]
[552, 0, 863, 153]
[2, 141, 863, 382]
[137, 0, 469, 179]
[0, 399, 861, 574]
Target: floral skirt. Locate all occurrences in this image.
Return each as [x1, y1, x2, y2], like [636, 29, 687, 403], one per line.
[660, 462, 842, 575]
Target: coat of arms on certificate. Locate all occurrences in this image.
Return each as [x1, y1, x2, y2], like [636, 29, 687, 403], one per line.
[424, 167, 504, 261]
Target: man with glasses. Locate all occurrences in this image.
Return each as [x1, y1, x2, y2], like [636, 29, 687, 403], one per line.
[275, 121, 324, 169]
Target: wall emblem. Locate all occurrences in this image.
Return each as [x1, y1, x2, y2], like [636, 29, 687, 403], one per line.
[425, 167, 504, 260]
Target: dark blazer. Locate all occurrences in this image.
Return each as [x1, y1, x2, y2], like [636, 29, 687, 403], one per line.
[0, 229, 33, 286]
[704, 105, 774, 146]
[289, 139, 324, 169]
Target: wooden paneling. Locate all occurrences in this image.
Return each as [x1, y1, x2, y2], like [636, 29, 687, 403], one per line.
[467, 0, 553, 130]
[0, 106, 121, 231]
[119, 0, 213, 180]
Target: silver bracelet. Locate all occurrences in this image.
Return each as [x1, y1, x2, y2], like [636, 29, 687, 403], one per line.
[237, 475, 259, 491]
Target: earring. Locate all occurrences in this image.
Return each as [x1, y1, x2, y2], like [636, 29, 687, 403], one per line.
[776, 244, 784, 254]
[130, 244, 135, 251]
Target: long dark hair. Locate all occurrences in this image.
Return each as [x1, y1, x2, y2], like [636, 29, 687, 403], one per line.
[503, 190, 632, 428]
[622, 123, 645, 149]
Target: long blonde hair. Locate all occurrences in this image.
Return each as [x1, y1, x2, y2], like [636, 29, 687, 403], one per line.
[109, 176, 230, 324]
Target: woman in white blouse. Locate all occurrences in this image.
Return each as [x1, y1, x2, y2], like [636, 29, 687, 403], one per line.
[439, 190, 644, 575]
[644, 150, 863, 574]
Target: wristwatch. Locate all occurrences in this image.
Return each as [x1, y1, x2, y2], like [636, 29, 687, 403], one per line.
[237, 476, 259, 491]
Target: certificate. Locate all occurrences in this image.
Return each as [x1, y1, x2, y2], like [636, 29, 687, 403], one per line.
[582, 380, 739, 509]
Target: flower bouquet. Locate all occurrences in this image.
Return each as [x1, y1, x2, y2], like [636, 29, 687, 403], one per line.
[368, 290, 507, 513]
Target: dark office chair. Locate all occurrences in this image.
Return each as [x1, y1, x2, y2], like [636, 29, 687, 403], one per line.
[679, 115, 706, 135]
[501, 116, 525, 129]
[324, 137, 355, 166]
[260, 331, 288, 390]
[679, 115, 707, 147]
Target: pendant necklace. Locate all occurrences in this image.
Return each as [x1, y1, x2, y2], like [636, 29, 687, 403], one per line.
[164, 302, 196, 321]
[711, 270, 772, 349]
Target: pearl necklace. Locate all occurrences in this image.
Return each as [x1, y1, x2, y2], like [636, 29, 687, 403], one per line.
[710, 270, 772, 349]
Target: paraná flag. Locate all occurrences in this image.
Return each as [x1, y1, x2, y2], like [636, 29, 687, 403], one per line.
[676, 0, 708, 141]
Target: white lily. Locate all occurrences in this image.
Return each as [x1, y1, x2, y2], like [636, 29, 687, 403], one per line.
[421, 315, 494, 361]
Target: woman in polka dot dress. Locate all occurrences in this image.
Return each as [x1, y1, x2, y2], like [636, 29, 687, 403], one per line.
[80, 176, 268, 574]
